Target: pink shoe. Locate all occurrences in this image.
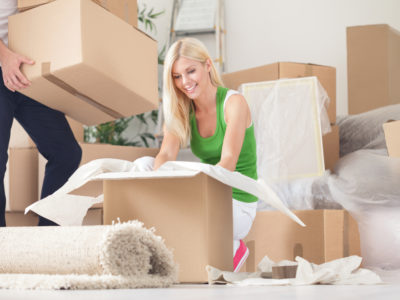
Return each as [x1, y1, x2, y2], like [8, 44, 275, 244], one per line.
[233, 240, 249, 272]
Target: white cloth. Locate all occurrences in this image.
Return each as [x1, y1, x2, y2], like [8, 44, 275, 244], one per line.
[0, 0, 17, 46]
[25, 158, 305, 227]
[207, 255, 382, 286]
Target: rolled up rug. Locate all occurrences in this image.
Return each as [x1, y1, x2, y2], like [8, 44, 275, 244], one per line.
[0, 221, 178, 290]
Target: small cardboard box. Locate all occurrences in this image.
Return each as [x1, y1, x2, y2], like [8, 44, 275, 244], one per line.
[243, 209, 361, 272]
[38, 143, 159, 200]
[17, 0, 138, 27]
[103, 173, 233, 283]
[222, 62, 336, 124]
[322, 125, 340, 171]
[5, 208, 103, 226]
[347, 24, 400, 114]
[9, 0, 158, 125]
[4, 147, 38, 212]
[383, 120, 400, 157]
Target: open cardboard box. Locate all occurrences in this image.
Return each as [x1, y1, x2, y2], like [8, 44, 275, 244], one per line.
[9, 0, 158, 125]
[103, 172, 233, 283]
[38, 143, 159, 203]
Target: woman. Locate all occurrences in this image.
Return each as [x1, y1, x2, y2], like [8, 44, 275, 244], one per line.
[151, 37, 257, 272]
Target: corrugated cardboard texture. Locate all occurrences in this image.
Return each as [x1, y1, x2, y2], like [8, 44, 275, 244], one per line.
[347, 24, 400, 114]
[222, 62, 336, 124]
[18, 0, 138, 27]
[5, 147, 38, 212]
[383, 120, 400, 157]
[5, 208, 103, 226]
[243, 210, 361, 272]
[38, 143, 159, 202]
[322, 125, 340, 171]
[10, 0, 157, 125]
[103, 173, 233, 283]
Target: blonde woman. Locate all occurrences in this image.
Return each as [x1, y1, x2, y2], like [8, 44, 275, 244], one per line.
[143, 38, 257, 272]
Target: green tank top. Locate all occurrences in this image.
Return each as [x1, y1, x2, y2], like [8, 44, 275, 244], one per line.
[190, 86, 258, 203]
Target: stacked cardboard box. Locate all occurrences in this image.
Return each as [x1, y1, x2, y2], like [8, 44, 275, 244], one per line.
[222, 62, 340, 173]
[222, 63, 349, 270]
[5, 118, 89, 226]
[243, 210, 361, 271]
[347, 24, 400, 114]
[9, 0, 158, 125]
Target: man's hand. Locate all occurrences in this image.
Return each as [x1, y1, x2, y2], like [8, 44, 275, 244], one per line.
[1, 48, 34, 92]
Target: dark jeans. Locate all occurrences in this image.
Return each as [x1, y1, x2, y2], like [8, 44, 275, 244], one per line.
[0, 68, 82, 226]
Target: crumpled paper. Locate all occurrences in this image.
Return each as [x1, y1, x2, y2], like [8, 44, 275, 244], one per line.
[25, 159, 305, 227]
[207, 255, 382, 285]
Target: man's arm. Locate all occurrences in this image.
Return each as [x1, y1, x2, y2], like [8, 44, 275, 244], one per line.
[0, 40, 34, 92]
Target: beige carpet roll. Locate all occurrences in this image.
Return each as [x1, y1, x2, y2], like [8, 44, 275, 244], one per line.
[0, 221, 177, 290]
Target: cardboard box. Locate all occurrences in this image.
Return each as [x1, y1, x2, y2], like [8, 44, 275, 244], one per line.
[9, 121, 35, 148]
[38, 143, 159, 200]
[243, 209, 361, 272]
[103, 173, 233, 283]
[322, 125, 340, 171]
[17, 0, 138, 27]
[222, 62, 336, 124]
[347, 24, 400, 114]
[5, 208, 103, 226]
[9, 0, 158, 125]
[4, 147, 38, 212]
[383, 120, 400, 157]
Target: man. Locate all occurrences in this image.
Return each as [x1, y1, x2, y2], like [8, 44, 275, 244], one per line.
[0, 0, 82, 226]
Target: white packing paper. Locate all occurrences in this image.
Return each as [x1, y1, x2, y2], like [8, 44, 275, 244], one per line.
[207, 255, 382, 286]
[25, 159, 305, 227]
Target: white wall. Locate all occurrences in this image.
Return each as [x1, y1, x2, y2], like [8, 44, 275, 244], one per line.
[223, 0, 400, 116]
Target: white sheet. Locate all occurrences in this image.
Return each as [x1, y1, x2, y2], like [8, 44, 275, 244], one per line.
[25, 159, 305, 227]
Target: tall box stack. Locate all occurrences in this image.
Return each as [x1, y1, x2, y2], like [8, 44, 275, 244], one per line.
[223, 64, 344, 266]
[347, 24, 400, 114]
[9, 0, 158, 125]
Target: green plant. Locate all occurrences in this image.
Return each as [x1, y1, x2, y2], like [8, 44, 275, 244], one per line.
[138, 5, 165, 34]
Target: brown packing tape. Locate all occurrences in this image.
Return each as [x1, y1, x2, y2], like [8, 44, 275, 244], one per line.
[304, 64, 313, 77]
[343, 211, 350, 257]
[41, 62, 124, 120]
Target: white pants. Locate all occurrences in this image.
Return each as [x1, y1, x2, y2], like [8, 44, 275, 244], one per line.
[134, 156, 257, 254]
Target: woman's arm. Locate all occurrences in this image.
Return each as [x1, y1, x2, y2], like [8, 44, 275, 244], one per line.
[217, 94, 252, 171]
[153, 125, 181, 170]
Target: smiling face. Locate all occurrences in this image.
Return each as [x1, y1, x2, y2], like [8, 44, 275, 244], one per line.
[171, 56, 211, 100]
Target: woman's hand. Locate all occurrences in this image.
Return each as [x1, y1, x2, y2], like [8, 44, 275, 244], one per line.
[0, 46, 34, 92]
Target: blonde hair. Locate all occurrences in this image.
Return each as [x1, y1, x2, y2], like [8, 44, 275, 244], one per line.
[162, 38, 223, 147]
